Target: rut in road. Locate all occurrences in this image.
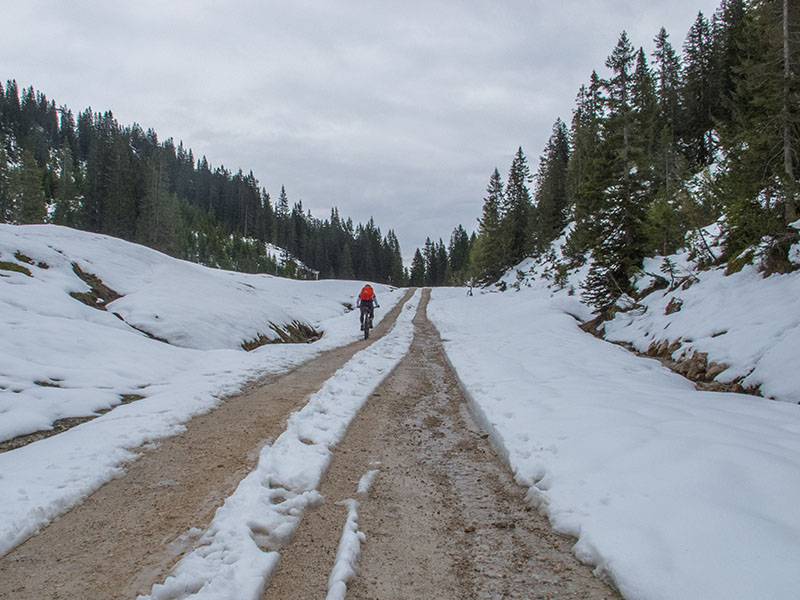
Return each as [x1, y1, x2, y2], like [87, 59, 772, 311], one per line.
[0, 289, 415, 600]
[264, 290, 619, 599]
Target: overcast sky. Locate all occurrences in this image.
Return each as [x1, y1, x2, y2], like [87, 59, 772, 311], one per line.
[2, 0, 721, 264]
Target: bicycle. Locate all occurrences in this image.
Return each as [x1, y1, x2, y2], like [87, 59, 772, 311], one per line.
[360, 305, 374, 340]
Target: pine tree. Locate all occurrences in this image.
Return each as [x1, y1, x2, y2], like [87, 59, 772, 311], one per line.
[409, 248, 426, 286]
[448, 224, 471, 283]
[681, 12, 717, 167]
[51, 142, 81, 226]
[532, 119, 570, 251]
[502, 147, 533, 267]
[0, 142, 11, 222]
[14, 148, 47, 224]
[719, 0, 800, 258]
[476, 168, 506, 282]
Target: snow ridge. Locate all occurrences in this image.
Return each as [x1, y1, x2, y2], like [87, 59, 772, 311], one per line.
[325, 468, 379, 600]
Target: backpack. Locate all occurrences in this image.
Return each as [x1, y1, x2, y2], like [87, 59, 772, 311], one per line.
[359, 285, 374, 301]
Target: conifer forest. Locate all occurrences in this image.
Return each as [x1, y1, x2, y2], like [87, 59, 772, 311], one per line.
[0, 87, 405, 284]
[467, 0, 799, 309]
[0, 0, 797, 300]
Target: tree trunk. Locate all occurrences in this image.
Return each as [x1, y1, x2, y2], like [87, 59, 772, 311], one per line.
[784, 0, 797, 223]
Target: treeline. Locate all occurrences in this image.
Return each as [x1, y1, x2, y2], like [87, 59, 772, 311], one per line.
[0, 82, 404, 283]
[429, 0, 798, 306]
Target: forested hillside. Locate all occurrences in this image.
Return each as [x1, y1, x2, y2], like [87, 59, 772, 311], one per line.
[417, 0, 799, 304]
[0, 84, 405, 283]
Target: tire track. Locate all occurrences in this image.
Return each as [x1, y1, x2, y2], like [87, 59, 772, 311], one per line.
[0, 289, 415, 600]
[262, 289, 619, 599]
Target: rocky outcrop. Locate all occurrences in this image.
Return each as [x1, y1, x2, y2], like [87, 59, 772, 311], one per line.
[664, 297, 683, 314]
[645, 339, 756, 395]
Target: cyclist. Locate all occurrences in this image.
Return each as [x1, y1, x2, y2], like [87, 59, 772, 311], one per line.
[357, 284, 379, 330]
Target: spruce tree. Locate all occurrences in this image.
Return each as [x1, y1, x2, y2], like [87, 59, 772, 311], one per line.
[14, 149, 47, 224]
[339, 243, 355, 279]
[565, 71, 606, 261]
[476, 168, 506, 282]
[681, 12, 717, 167]
[448, 224, 471, 283]
[386, 229, 405, 285]
[532, 119, 570, 251]
[651, 27, 686, 197]
[136, 157, 181, 256]
[51, 142, 81, 226]
[502, 147, 533, 267]
[409, 248, 426, 286]
[719, 0, 800, 258]
[584, 32, 651, 307]
[0, 142, 11, 222]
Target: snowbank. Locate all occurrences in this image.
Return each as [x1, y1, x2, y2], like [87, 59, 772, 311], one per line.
[0, 224, 402, 557]
[495, 223, 800, 404]
[604, 254, 800, 404]
[429, 287, 800, 600]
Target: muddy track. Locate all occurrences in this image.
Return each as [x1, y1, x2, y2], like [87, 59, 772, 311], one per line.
[0, 289, 415, 600]
[263, 290, 619, 599]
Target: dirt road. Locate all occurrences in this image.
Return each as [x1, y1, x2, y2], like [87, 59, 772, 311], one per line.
[0, 290, 414, 600]
[0, 288, 618, 599]
[263, 291, 618, 599]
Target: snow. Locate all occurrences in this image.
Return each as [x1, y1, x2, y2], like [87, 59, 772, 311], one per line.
[428, 285, 800, 600]
[326, 468, 379, 600]
[142, 291, 420, 600]
[604, 255, 800, 402]
[499, 221, 800, 404]
[0, 223, 403, 558]
[3, 222, 800, 599]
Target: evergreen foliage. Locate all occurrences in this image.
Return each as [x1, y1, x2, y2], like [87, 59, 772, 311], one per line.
[532, 119, 570, 252]
[0, 82, 405, 284]
[431, 0, 798, 302]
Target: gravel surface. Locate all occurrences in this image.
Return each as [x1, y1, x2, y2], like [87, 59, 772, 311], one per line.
[0, 290, 414, 600]
[263, 290, 619, 599]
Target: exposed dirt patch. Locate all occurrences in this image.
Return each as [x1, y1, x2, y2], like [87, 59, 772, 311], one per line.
[0, 393, 147, 454]
[582, 315, 762, 398]
[0, 289, 415, 600]
[0, 259, 32, 276]
[69, 262, 123, 309]
[263, 290, 619, 599]
[242, 320, 322, 350]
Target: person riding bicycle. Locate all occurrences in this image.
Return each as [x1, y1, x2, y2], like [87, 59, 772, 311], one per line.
[357, 284, 379, 330]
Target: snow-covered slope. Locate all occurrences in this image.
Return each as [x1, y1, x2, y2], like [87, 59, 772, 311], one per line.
[0, 224, 402, 557]
[495, 222, 800, 404]
[429, 284, 800, 600]
[427, 221, 800, 598]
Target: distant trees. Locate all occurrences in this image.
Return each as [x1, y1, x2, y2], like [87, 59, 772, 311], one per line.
[0, 81, 405, 284]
